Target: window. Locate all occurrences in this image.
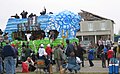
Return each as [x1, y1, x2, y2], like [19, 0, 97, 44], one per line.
[88, 23, 93, 31]
[101, 22, 106, 30]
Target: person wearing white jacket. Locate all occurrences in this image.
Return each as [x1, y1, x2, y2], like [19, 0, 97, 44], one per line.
[38, 44, 50, 73]
[38, 44, 47, 59]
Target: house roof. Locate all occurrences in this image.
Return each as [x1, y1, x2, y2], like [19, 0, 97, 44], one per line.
[78, 10, 115, 24]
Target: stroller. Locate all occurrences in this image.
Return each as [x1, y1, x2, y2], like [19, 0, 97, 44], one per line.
[62, 52, 81, 73]
[36, 56, 51, 74]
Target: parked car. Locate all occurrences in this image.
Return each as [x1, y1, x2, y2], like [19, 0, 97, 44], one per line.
[80, 40, 91, 50]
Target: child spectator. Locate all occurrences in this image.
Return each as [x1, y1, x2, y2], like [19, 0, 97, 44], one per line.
[24, 57, 36, 72]
[100, 50, 106, 68]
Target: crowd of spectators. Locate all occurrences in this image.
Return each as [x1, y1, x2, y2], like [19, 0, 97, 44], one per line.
[0, 34, 120, 74]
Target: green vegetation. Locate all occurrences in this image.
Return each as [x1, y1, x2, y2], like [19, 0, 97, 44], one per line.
[10, 38, 79, 54]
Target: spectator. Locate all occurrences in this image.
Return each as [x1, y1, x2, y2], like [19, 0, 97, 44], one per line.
[65, 39, 75, 57]
[97, 38, 104, 58]
[54, 44, 63, 71]
[107, 47, 114, 67]
[25, 45, 32, 60]
[117, 54, 120, 67]
[118, 41, 120, 54]
[21, 47, 26, 62]
[103, 45, 108, 60]
[31, 51, 37, 62]
[75, 42, 86, 67]
[113, 46, 117, 58]
[45, 44, 52, 61]
[51, 46, 56, 65]
[22, 42, 26, 47]
[88, 46, 94, 67]
[106, 38, 112, 49]
[63, 51, 81, 73]
[0, 30, 3, 73]
[38, 44, 47, 59]
[21, 42, 27, 61]
[2, 40, 15, 74]
[11, 44, 18, 74]
[0, 43, 3, 74]
[24, 57, 36, 72]
[38, 44, 50, 73]
[3, 32, 8, 41]
[100, 50, 106, 68]
[0, 29, 3, 35]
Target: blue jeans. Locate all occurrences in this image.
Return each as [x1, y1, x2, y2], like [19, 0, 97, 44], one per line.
[4, 56, 14, 74]
[13, 58, 17, 74]
[119, 59, 120, 68]
[0, 57, 3, 74]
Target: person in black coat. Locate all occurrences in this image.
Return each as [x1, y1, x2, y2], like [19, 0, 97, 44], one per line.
[40, 7, 46, 15]
[75, 42, 86, 67]
[20, 10, 28, 18]
[11, 14, 20, 19]
[2, 40, 15, 74]
[113, 46, 117, 58]
[65, 39, 75, 57]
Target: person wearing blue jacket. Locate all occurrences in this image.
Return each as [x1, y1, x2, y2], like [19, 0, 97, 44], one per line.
[88, 46, 94, 67]
[103, 45, 108, 59]
[2, 40, 15, 74]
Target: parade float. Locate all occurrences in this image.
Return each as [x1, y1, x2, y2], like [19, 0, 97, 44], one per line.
[3, 10, 81, 53]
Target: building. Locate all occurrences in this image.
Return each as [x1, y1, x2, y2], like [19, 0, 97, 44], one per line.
[76, 10, 115, 44]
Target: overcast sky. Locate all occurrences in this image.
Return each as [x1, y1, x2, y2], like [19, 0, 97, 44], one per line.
[0, 0, 120, 34]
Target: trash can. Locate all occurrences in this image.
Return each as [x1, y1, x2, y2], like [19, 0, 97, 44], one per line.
[109, 57, 119, 74]
[114, 64, 119, 74]
[109, 64, 114, 74]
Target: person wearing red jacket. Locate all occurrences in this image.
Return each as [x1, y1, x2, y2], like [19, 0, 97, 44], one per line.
[46, 44, 52, 61]
[107, 47, 114, 67]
